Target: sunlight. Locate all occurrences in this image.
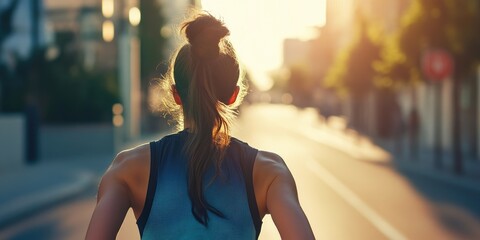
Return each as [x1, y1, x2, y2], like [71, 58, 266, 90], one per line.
[201, 0, 326, 91]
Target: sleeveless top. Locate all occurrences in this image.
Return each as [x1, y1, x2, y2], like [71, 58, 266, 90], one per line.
[136, 130, 262, 239]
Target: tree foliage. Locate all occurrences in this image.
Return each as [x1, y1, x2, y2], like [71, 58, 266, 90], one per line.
[139, 0, 169, 85]
[326, 0, 480, 92]
[372, 0, 480, 174]
[1, 31, 119, 123]
[139, 0, 171, 132]
[324, 13, 382, 97]
[287, 64, 311, 106]
[390, 0, 480, 82]
[37, 46, 119, 123]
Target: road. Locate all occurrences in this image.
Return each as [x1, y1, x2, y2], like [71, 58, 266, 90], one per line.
[1, 104, 480, 240]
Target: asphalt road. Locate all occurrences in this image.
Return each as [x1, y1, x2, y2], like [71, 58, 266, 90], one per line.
[1, 104, 480, 240]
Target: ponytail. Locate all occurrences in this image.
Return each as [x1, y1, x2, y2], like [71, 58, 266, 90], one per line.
[160, 12, 246, 226]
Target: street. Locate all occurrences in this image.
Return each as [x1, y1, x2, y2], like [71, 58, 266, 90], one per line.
[1, 104, 480, 240]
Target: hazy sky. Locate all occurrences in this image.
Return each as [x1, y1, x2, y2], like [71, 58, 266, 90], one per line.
[201, 0, 326, 90]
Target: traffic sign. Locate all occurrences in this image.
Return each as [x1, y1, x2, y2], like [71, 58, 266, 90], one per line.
[422, 50, 453, 82]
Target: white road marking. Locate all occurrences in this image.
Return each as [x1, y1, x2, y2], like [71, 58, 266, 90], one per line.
[306, 159, 408, 240]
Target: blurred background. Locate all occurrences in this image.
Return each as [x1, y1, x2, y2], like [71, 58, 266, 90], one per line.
[0, 0, 479, 239]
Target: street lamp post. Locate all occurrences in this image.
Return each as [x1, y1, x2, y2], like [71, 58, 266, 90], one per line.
[118, 0, 141, 143]
[103, 0, 141, 146]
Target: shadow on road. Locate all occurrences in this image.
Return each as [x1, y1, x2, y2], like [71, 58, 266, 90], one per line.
[394, 167, 480, 238]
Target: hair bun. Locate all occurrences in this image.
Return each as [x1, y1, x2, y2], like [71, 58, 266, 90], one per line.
[182, 13, 230, 60]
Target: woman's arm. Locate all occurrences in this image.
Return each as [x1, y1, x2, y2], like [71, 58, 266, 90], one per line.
[257, 151, 315, 240]
[85, 154, 132, 240]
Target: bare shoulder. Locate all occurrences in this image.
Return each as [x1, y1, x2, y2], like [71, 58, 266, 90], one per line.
[109, 143, 150, 174]
[253, 150, 294, 217]
[99, 143, 151, 196]
[97, 143, 151, 212]
[255, 150, 290, 178]
[87, 143, 151, 239]
[255, 151, 315, 239]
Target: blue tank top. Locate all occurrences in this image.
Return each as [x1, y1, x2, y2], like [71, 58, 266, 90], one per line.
[137, 130, 262, 239]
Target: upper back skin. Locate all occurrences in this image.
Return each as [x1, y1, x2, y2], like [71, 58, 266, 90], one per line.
[108, 142, 281, 221]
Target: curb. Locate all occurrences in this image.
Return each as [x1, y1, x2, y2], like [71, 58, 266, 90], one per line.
[0, 171, 96, 229]
[393, 162, 480, 194]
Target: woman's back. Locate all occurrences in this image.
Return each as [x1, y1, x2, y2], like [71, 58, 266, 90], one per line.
[138, 130, 261, 239]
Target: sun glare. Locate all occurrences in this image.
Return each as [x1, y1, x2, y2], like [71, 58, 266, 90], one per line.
[201, 0, 326, 91]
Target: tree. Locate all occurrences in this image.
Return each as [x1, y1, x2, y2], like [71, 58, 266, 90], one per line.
[393, 0, 480, 174]
[37, 31, 119, 123]
[139, 0, 170, 81]
[324, 13, 382, 133]
[286, 64, 311, 107]
[139, 0, 170, 132]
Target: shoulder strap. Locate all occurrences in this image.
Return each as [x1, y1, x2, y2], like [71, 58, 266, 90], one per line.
[137, 141, 160, 237]
[239, 144, 262, 239]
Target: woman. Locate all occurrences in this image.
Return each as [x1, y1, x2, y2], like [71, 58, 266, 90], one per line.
[86, 12, 314, 240]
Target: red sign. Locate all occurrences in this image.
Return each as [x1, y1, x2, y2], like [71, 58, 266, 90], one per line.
[422, 50, 454, 81]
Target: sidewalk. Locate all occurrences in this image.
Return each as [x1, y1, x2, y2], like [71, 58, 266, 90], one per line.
[374, 137, 480, 193]
[0, 154, 111, 229]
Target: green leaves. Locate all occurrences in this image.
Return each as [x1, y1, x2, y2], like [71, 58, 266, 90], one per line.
[325, 0, 480, 94]
[324, 14, 381, 96]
